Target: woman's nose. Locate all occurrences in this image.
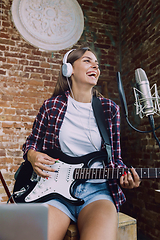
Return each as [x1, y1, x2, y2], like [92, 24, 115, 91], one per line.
[92, 62, 99, 69]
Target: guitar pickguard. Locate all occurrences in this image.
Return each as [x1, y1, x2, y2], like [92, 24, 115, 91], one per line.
[25, 160, 84, 204]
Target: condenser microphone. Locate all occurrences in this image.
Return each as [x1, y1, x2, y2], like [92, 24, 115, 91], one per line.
[134, 68, 154, 117]
[116, 71, 160, 146]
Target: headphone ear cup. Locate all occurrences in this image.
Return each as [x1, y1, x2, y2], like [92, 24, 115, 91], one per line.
[62, 63, 73, 77]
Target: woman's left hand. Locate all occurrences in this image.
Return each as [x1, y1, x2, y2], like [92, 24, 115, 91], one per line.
[120, 167, 141, 189]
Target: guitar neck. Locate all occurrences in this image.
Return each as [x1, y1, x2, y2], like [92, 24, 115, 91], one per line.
[73, 168, 160, 180]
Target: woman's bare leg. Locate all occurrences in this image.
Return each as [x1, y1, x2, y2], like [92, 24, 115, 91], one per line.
[48, 205, 71, 240]
[77, 200, 118, 240]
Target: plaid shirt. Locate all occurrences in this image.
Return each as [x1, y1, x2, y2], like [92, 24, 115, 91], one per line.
[22, 91, 126, 211]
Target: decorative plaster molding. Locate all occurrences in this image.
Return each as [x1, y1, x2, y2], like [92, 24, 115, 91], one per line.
[11, 0, 84, 51]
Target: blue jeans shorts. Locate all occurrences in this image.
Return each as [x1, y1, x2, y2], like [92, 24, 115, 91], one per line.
[46, 181, 114, 222]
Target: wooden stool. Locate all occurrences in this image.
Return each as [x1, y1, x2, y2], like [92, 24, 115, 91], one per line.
[64, 212, 137, 240]
[118, 212, 137, 240]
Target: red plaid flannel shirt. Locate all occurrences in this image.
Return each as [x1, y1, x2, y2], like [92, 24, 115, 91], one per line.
[22, 91, 127, 211]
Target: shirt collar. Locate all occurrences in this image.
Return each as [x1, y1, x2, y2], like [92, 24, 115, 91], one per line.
[64, 90, 70, 98]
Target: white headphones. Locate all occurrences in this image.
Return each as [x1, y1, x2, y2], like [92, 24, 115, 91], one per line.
[62, 49, 75, 78]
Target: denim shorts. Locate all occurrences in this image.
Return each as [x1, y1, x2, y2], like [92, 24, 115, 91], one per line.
[45, 181, 114, 222]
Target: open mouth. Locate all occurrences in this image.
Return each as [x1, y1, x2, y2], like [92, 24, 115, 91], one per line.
[87, 72, 97, 78]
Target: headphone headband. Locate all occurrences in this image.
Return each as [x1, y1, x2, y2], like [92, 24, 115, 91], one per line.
[63, 49, 76, 64]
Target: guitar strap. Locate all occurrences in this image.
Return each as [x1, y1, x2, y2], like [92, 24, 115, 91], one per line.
[92, 95, 112, 164]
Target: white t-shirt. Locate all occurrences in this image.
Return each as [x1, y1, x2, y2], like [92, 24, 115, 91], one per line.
[59, 95, 101, 156]
[59, 96, 106, 182]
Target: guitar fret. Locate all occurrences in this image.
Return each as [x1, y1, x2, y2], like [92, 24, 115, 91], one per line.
[82, 169, 85, 179]
[105, 169, 107, 179]
[107, 168, 109, 179]
[80, 168, 83, 179]
[113, 168, 116, 179]
[79, 168, 81, 179]
[92, 169, 95, 179]
[88, 169, 90, 179]
[117, 168, 119, 179]
[118, 169, 123, 178]
[108, 169, 111, 179]
[89, 168, 91, 179]
[85, 168, 89, 179]
[91, 169, 94, 179]
[95, 169, 97, 179]
[103, 169, 105, 179]
[84, 169, 86, 179]
[97, 169, 99, 179]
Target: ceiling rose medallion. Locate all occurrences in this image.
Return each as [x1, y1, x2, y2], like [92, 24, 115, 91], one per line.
[11, 0, 84, 51]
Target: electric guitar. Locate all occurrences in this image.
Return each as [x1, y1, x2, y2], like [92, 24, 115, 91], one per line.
[13, 149, 160, 205]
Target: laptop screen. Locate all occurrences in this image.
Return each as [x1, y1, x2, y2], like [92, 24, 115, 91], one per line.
[0, 203, 48, 240]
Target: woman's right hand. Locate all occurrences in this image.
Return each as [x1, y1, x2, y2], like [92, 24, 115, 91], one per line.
[27, 149, 57, 178]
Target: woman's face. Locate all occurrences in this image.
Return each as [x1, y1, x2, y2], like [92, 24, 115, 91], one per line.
[71, 50, 100, 88]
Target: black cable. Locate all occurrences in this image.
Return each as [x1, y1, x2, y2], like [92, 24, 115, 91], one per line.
[7, 193, 15, 204]
[148, 115, 160, 148]
[126, 115, 160, 148]
[7, 188, 28, 204]
[126, 116, 160, 133]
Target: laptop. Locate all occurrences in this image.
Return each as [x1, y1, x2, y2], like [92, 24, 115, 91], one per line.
[0, 203, 48, 240]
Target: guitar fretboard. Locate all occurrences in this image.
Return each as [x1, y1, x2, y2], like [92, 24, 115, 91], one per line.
[73, 168, 160, 180]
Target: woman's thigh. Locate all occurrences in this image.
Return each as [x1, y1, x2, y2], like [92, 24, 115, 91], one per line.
[48, 205, 71, 240]
[77, 200, 118, 240]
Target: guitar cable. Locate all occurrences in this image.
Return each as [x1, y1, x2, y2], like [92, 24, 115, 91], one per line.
[7, 188, 28, 204]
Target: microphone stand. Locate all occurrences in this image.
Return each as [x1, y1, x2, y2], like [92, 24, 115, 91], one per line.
[116, 72, 160, 148]
[0, 171, 15, 203]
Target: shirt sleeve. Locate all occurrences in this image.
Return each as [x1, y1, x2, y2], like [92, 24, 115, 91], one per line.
[22, 101, 48, 161]
[101, 97, 127, 169]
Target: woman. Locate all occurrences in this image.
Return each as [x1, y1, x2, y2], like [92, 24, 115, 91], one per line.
[23, 46, 140, 240]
